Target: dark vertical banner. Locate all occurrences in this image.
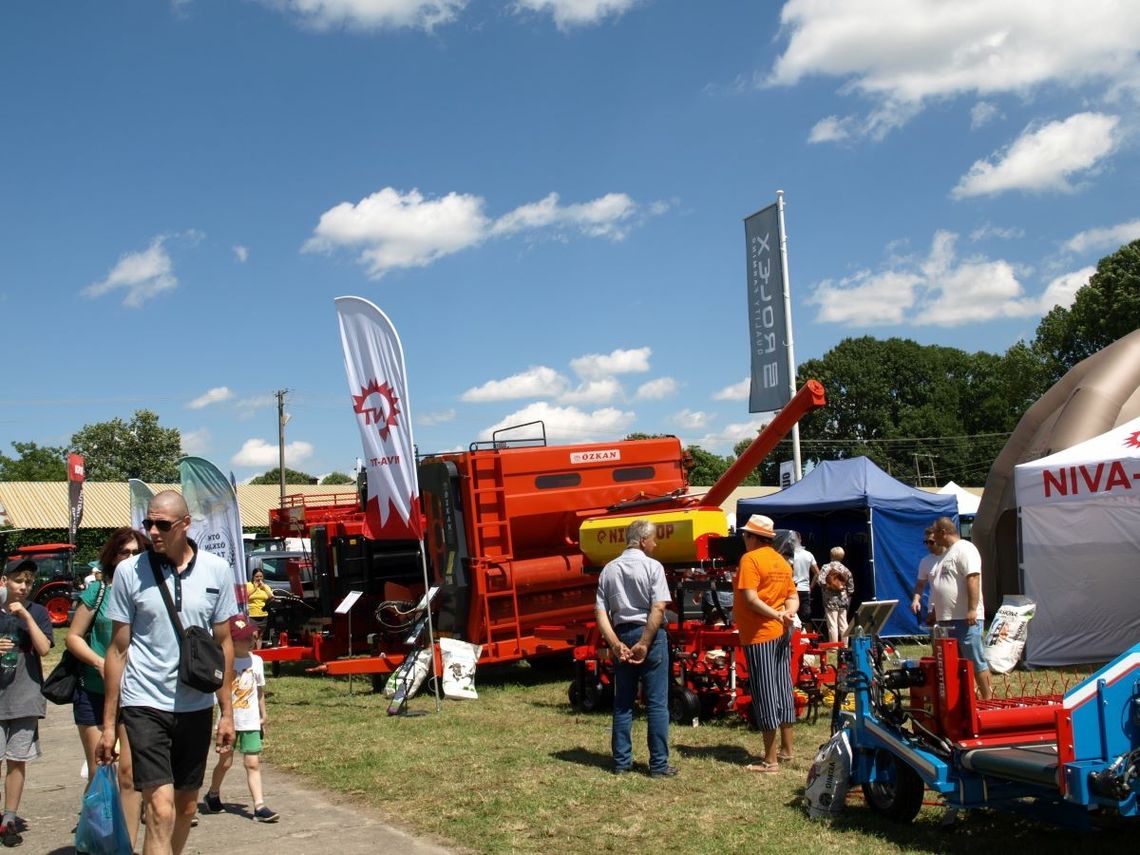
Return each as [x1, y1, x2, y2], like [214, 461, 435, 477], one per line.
[745, 203, 791, 413]
[67, 453, 85, 545]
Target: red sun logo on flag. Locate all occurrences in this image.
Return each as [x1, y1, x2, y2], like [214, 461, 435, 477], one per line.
[1125, 430, 1140, 449]
[352, 379, 400, 441]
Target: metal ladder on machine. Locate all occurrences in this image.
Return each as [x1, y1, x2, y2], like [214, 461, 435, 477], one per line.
[469, 452, 523, 658]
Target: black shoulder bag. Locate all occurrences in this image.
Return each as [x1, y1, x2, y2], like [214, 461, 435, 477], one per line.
[42, 583, 108, 705]
[149, 555, 226, 694]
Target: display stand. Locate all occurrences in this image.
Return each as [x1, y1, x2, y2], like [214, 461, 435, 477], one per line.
[334, 590, 364, 694]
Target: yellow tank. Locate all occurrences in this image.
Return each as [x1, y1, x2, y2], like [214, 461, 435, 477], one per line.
[579, 508, 728, 567]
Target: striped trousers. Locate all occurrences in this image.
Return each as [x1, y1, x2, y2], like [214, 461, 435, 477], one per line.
[744, 633, 794, 731]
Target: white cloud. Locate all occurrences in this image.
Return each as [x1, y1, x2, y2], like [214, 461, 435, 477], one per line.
[1064, 218, 1140, 253]
[809, 269, 923, 326]
[187, 387, 234, 410]
[672, 408, 710, 430]
[460, 366, 568, 402]
[570, 346, 651, 378]
[1039, 266, 1094, 310]
[479, 402, 635, 443]
[233, 245, 249, 263]
[265, 0, 466, 32]
[969, 223, 1025, 242]
[809, 229, 1072, 327]
[559, 377, 623, 405]
[513, 0, 641, 29]
[970, 101, 1001, 129]
[231, 438, 314, 468]
[952, 113, 1121, 198]
[235, 394, 276, 420]
[713, 378, 750, 401]
[83, 236, 178, 307]
[807, 115, 853, 144]
[304, 187, 659, 278]
[180, 428, 211, 456]
[769, 1, 1140, 137]
[634, 377, 677, 400]
[417, 408, 457, 426]
[696, 419, 769, 454]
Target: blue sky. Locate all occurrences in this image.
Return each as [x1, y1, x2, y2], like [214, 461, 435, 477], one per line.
[2, 1, 1138, 481]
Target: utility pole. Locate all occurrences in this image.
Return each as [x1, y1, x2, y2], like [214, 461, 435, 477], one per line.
[276, 389, 289, 510]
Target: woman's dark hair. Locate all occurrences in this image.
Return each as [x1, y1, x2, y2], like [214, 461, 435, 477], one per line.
[97, 527, 152, 577]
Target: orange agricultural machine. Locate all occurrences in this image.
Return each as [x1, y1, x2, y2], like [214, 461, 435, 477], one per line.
[258, 381, 826, 691]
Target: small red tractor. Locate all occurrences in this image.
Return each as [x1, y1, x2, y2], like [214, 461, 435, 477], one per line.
[2, 543, 81, 627]
[257, 381, 827, 697]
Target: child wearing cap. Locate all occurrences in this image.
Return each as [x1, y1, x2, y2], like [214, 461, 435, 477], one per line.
[201, 615, 278, 822]
[0, 561, 54, 847]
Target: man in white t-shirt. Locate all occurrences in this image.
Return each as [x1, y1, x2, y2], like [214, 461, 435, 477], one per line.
[790, 533, 818, 628]
[910, 526, 945, 622]
[930, 517, 992, 700]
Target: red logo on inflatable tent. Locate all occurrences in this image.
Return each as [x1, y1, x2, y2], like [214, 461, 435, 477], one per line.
[1125, 430, 1140, 449]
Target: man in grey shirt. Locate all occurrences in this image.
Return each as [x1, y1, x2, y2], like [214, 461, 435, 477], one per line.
[98, 490, 238, 855]
[594, 519, 675, 778]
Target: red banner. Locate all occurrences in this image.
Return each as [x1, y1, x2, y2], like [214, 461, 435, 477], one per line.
[67, 453, 85, 545]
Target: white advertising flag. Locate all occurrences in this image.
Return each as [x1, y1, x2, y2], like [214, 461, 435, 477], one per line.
[128, 479, 153, 532]
[335, 296, 423, 541]
[180, 456, 248, 602]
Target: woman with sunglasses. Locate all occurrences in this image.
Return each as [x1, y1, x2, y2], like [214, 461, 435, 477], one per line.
[66, 526, 148, 852]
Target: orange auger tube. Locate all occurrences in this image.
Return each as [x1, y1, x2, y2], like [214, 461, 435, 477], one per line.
[701, 379, 826, 509]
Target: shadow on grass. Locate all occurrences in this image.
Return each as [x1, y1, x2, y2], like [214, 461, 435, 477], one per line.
[550, 746, 615, 771]
[673, 742, 754, 766]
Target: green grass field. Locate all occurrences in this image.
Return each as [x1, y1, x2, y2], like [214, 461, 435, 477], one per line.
[257, 652, 1134, 855]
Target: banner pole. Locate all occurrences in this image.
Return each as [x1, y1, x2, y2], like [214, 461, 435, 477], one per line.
[776, 190, 802, 481]
[418, 549, 443, 713]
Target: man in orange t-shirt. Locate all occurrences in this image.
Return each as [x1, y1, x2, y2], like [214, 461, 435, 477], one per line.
[734, 515, 798, 773]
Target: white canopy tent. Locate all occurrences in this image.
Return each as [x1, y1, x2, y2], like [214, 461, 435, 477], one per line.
[938, 481, 981, 516]
[1014, 416, 1140, 666]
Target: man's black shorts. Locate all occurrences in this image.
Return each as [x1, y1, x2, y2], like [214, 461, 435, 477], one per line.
[121, 706, 213, 792]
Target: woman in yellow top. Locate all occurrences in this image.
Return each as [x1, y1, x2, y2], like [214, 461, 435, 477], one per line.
[245, 566, 275, 648]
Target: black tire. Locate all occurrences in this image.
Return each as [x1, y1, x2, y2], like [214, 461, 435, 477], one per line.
[567, 681, 581, 709]
[580, 681, 604, 713]
[861, 750, 925, 823]
[371, 672, 389, 694]
[669, 686, 701, 723]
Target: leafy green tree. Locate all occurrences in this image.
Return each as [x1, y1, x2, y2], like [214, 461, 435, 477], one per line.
[683, 444, 732, 486]
[0, 441, 67, 481]
[249, 466, 318, 485]
[70, 410, 181, 482]
[1033, 238, 1140, 383]
[794, 337, 1017, 485]
[320, 471, 355, 485]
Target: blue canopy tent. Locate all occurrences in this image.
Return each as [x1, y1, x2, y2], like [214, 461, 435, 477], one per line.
[736, 457, 958, 637]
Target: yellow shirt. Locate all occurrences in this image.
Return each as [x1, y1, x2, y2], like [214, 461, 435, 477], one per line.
[246, 582, 272, 619]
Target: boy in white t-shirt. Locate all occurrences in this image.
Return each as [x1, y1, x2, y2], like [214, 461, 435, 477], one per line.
[202, 615, 279, 822]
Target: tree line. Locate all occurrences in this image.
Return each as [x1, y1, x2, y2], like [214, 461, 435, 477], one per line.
[3, 240, 1137, 490]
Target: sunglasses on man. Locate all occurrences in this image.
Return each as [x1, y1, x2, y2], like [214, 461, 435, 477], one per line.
[142, 518, 181, 532]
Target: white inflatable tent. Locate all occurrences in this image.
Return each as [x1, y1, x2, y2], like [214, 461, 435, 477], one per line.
[1014, 416, 1140, 666]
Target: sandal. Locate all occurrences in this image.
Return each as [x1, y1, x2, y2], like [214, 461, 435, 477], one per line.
[777, 752, 795, 764]
[744, 761, 780, 773]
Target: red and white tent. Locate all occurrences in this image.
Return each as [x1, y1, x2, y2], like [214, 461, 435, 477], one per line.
[1014, 416, 1140, 666]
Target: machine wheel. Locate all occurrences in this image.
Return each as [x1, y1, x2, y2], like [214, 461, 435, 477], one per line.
[38, 590, 73, 627]
[669, 686, 701, 723]
[577, 681, 611, 713]
[567, 681, 581, 709]
[862, 750, 925, 823]
[371, 672, 389, 694]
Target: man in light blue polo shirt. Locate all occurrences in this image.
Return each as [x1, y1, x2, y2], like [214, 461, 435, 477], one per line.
[97, 490, 238, 855]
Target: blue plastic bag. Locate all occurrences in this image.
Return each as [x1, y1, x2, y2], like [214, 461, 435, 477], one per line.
[75, 763, 132, 855]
